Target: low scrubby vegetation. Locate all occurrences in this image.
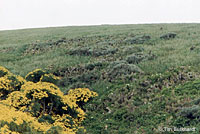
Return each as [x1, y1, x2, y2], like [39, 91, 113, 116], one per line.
[1, 24, 200, 133]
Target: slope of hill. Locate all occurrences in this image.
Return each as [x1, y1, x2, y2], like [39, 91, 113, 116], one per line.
[1, 24, 200, 133]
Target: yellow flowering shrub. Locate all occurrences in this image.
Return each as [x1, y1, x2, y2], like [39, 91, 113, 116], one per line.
[0, 66, 98, 133]
[0, 103, 51, 133]
[40, 73, 60, 85]
[0, 74, 26, 99]
[0, 103, 76, 134]
[0, 66, 11, 77]
[67, 88, 98, 103]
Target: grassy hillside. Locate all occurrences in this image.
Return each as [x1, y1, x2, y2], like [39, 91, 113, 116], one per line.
[1, 24, 200, 133]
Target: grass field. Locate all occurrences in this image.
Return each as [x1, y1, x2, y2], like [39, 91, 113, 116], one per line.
[1, 23, 200, 133]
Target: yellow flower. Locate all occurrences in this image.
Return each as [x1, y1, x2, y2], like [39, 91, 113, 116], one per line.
[0, 67, 98, 134]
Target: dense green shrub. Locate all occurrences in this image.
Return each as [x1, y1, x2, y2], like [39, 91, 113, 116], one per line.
[25, 69, 60, 85]
[84, 62, 104, 70]
[25, 69, 46, 83]
[160, 32, 177, 40]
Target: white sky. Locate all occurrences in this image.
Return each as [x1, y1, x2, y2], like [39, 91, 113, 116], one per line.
[1, 0, 200, 30]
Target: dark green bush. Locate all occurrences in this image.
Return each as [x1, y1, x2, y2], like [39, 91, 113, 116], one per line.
[160, 32, 177, 40]
[85, 62, 104, 70]
[25, 69, 60, 85]
[38, 115, 55, 124]
[25, 69, 46, 83]
[76, 72, 100, 84]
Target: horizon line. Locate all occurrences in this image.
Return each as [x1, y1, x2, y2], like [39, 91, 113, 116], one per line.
[1, 22, 200, 32]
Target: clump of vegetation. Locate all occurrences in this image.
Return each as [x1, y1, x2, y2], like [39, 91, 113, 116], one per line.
[107, 60, 143, 80]
[124, 35, 151, 44]
[122, 46, 144, 55]
[0, 66, 98, 133]
[178, 106, 200, 120]
[59, 71, 100, 90]
[23, 38, 67, 55]
[25, 69, 60, 85]
[0, 67, 25, 100]
[76, 71, 100, 84]
[126, 52, 157, 64]
[68, 45, 118, 57]
[126, 53, 146, 64]
[0, 66, 10, 77]
[84, 62, 104, 70]
[160, 32, 177, 40]
[167, 79, 200, 129]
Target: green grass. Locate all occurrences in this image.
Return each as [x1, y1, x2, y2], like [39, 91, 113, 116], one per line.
[1, 23, 200, 133]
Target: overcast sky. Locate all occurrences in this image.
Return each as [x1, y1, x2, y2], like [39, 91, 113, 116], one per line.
[1, 0, 200, 30]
